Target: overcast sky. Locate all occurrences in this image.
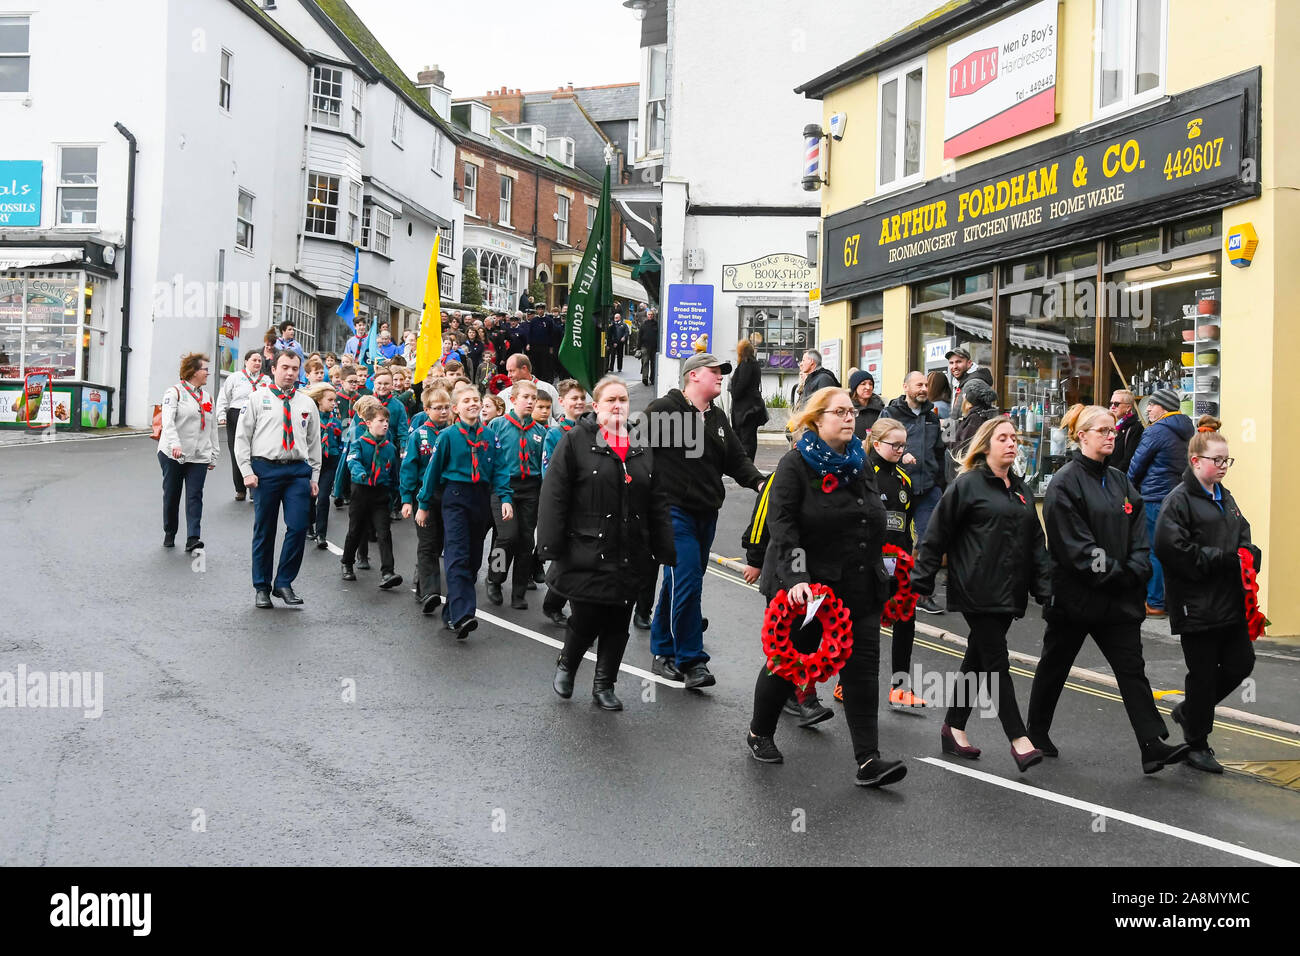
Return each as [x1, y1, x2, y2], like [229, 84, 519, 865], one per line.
[344, 0, 643, 100]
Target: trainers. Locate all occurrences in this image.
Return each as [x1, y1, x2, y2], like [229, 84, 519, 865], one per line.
[855, 756, 907, 788]
[889, 687, 927, 711]
[746, 732, 783, 764]
[783, 694, 834, 728]
[916, 595, 943, 614]
[833, 682, 844, 702]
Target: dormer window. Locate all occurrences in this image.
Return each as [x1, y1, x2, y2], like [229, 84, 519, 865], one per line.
[547, 136, 576, 168]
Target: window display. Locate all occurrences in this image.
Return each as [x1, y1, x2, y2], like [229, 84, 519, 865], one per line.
[740, 304, 813, 370]
[0, 274, 82, 379]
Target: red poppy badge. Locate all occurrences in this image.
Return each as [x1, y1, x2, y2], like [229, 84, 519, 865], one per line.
[821, 474, 838, 494]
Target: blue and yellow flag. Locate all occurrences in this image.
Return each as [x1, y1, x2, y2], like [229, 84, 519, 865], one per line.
[336, 247, 361, 334]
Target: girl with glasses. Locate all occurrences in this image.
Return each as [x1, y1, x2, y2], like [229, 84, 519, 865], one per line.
[1026, 404, 1189, 775]
[1153, 416, 1260, 774]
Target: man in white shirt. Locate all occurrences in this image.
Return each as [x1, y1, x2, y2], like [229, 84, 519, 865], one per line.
[498, 353, 559, 409]
[215, 349, 267, 501]
[235, 350, 322, 609]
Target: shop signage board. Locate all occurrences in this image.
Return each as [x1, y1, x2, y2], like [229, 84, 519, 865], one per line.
[0, 385, 72, 425]
[0, 161, 42, 227]
[721, 253, 817, 293]
[944, 0, 1058, 159]
[218, 313, 240, 374]
[664, 284, 714, 358]
[823, 71, 1261, 301]
[80, 387, 109, 428]
[819, 337, 841, 373]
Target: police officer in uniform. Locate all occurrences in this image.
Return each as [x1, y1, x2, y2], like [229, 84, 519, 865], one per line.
[235, 350, 322, 608]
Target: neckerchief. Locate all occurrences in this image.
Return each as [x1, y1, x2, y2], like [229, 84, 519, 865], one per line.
[458, 422, 488, 482]
[796, 429, 866, 483]
[180, 382, 208, 430]
[506, 413, 536, 478]
[360, 435, 390, 484]
[269, 384, 296, 450]
[241, 370, 260, 390]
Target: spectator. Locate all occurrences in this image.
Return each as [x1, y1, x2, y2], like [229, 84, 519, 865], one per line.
[639, 309, 659, 387]
[1106, 389, 1142, 474]
[945, 346, 993, 421]
[790, 349, 839, 411]
[926, 370, 953, 420]
[728, 338, 766, 460]
[849, 369, 884, 440]
[1127, 388, 1195, 616]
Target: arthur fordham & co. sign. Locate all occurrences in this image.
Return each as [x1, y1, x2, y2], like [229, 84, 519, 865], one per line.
[822, 70, 1260, 303]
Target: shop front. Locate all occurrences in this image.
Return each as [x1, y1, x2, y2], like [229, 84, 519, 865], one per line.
[462, 225, 534, 314]
[0, 242, 119, 430]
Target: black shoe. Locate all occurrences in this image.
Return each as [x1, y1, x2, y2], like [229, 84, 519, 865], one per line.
[784, 694, 834, 728]
[235, 492, 246, 501]
[333, 498, 345, 509]
[379, 572, 403, 590]
[254, 589, 272, 609]
[271, 586, 303, 605]
[553, 659, 576, 698]
[592, 687, 623, 711]
[486, 581, 503, 605]
[356, 558, 371, 571]
[746, 732, 783, 763]
[532, 565, 546, 585]
[341, 565, 356, 581]
[681, 662, 716, 690]
[651, 656, 683, 682]
[510, 596, 528, 610]
[421, 592, 442, 615]
[1028, 731, 1059, 758]
[316, 538, 329, 550]
[701, 617, 709, 633]
[1141, 738, 1191, 774]
[916, 595, 943, 614]
[856, 756, 908, 788]
[1171, 701, 1186, 732]
[1185, 747, 1224, 774]
[632, 612, 652, 630]
[184, 536, 202, 552]
[163, 533, 176, 549]
[544, 609, 568, 627]
[452, 614, 478, 641]
[525, 580, 538, 591]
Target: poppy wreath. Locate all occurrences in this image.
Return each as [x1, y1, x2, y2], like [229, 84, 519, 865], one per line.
[1238, 547, 1269, 640]
[487, 373, 512, 395]
[880, 544, 917, 625]
[761, 583, 854, 692]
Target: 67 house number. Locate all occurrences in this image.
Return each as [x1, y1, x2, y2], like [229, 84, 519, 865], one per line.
[843, 233, 861, 268]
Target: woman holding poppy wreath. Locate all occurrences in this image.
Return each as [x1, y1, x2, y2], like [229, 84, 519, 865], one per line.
[1025, 404, 1189, 776]
[157, 351, 220, 551]
[746, 385, 907, 788]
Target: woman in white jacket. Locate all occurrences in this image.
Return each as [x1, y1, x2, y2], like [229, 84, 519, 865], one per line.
[158, 352, 220, 551]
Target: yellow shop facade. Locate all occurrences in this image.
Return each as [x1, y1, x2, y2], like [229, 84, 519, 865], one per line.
[797, 0, 1299, 635]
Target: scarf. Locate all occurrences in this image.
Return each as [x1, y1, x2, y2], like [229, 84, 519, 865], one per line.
[458, 422, 488, 482]
[360, 435, 389, 485]
[180, 382, 209, 430]
[506, 413, 536, 478]
[796, 430, 866, 485]
[269, 384, 296, 450]
[241, 369, 260, 390]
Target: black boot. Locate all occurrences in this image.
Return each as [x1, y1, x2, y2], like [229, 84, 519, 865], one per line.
[553, 654, 577, 699]
[592, 629, 631, 711]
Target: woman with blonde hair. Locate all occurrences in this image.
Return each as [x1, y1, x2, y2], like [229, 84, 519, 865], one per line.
[728, 338, 766, 459]
[1026, 404, 1188, 774]
[157, 352, 220, 551]
[1154, 417, 1261, 773]
[912, 415, 1051, 771]
[746, 386, 905, 787]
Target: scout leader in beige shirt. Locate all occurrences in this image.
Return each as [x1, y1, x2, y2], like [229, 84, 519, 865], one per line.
[235, 352, 322, 492]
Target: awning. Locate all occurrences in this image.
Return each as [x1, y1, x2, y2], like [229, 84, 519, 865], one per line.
[631, 247, 661, 279]
[938, 309, 1069, 354]
[0, 248, 83, 271]
[612, 273, 649, 304]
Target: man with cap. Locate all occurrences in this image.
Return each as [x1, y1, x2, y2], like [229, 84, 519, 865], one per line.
[1127, 388, 1194, 616]
[849, 369, 884, 440]
[528, 303, 554, 383]
[945, 346, 993, 422]
[643, 353, 765, 688]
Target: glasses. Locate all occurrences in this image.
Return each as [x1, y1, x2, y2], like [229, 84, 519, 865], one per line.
[1108, 401, 1128, 408]
[820, 407, 855, 420]
[1089, 427, 1118, 437]
[876, 439, 908, 452]
[1197, 456, 1235, 468]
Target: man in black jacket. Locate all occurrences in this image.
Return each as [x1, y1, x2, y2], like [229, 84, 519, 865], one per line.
[1105, 389, 1142, 474]
[638, 310, 659, 387]
[642, 353, 765, 688]
[945, 346, 993, 422]
[791, 349, 839, 411]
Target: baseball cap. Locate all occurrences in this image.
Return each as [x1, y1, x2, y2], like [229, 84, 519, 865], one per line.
[680, 353, 732, 381]
[945, 345, 972, 360]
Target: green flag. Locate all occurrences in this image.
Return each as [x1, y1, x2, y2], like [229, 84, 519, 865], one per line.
[560, 164, 613, 393]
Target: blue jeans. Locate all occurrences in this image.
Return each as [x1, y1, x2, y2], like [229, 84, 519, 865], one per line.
[650, 507, 717, 668]
[1145, 501, 1165, 609]
[250, 458, 312, 591]
[158, 451, 208, 539]
[912, 485, 943, 549]
[441, 481, 492, 625]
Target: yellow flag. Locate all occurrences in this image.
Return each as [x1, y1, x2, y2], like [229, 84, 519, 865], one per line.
[414, 235, 442, 384]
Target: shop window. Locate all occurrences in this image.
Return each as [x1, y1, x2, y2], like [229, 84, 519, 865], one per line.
[957, 269, 993, 297]
[878, 58, 925, 191]
[912, 301, 993, 381]
[0, 275, 82, 379]
[477, 250, 518, 313]
[1052, 242, 1098, 275]
[852, 292, 883, 321]
[1107, 228, 1161, 262]
[235, 189, 254, 251]
[304, 172, 339, 236]
[913, 278, 951, 305]
[1095, 0, 1167, 118]
[311, 67, 343, 129]
[1170, 214, 1220, 248]
[57, 147, 98, 225]
[854, 327, 884, 392]
[0, 16, 30, 93]
[219, 49, 233, 112]
[741, 305, 813, 371]
[1002, 256, 1047, 286]
[1108, 252, 1220, 422]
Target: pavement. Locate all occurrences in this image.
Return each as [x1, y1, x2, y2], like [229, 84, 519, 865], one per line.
[2, 353, 1297, 867]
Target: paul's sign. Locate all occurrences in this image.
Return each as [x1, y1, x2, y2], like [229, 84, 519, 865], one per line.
[0, 161, 42, 227]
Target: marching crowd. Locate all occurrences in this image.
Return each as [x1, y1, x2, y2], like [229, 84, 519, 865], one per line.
[156, 324, 1261, 788]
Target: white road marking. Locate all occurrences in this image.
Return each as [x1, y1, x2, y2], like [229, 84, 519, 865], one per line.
[917, 757, 1299, 867]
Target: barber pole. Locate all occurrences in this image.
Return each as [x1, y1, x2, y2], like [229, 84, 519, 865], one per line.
[801, 124, 823, 191]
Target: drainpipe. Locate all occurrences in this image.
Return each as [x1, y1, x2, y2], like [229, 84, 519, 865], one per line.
[113, 122, 137, 426]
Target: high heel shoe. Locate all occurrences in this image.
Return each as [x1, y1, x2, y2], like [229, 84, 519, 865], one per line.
[1011, 742, 1043, 772]
[941, 723, 980, 759]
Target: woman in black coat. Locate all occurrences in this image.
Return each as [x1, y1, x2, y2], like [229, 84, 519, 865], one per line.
[912, 416, 1051, 771]
[1025, 404, 1189, 775]
[1154, 416, 1259, 774]
[537, 376, 676, 710]
[748, 386, 905, 788]
[728, 339, 767, 460]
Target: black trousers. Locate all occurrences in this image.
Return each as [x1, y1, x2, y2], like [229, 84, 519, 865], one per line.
[734, 421, 758, 462]
[1178, 620, 1255, 748]
[750, 581, 882, 765]
[560, 600, 634, 690]
[158, 451, 207, 539]
[312, 454, 334, 539]
[946, 613, 1027, 740]
[414, 495, 445, 599]
[1027, 617, 1166, 745]
[226, 410, 245, 494]
[342, 483, 394, 573]
[641, 352, 656, 386]
[635, 570, 657, 619]
[606, 341, 624, 372]
[488, 477, 540, 599]
[889, 614, 916, 689]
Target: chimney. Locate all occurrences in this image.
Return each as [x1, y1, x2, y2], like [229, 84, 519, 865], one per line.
[553, 84, 576, 100]
[479, 85, 524, 124]
[416, 64, 446, 104]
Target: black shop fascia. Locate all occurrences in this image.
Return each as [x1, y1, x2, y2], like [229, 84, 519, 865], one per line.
[822, 68, 1261, 303]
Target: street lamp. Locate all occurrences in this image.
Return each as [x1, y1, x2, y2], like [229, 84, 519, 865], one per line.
[623, 0, 650, 21]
